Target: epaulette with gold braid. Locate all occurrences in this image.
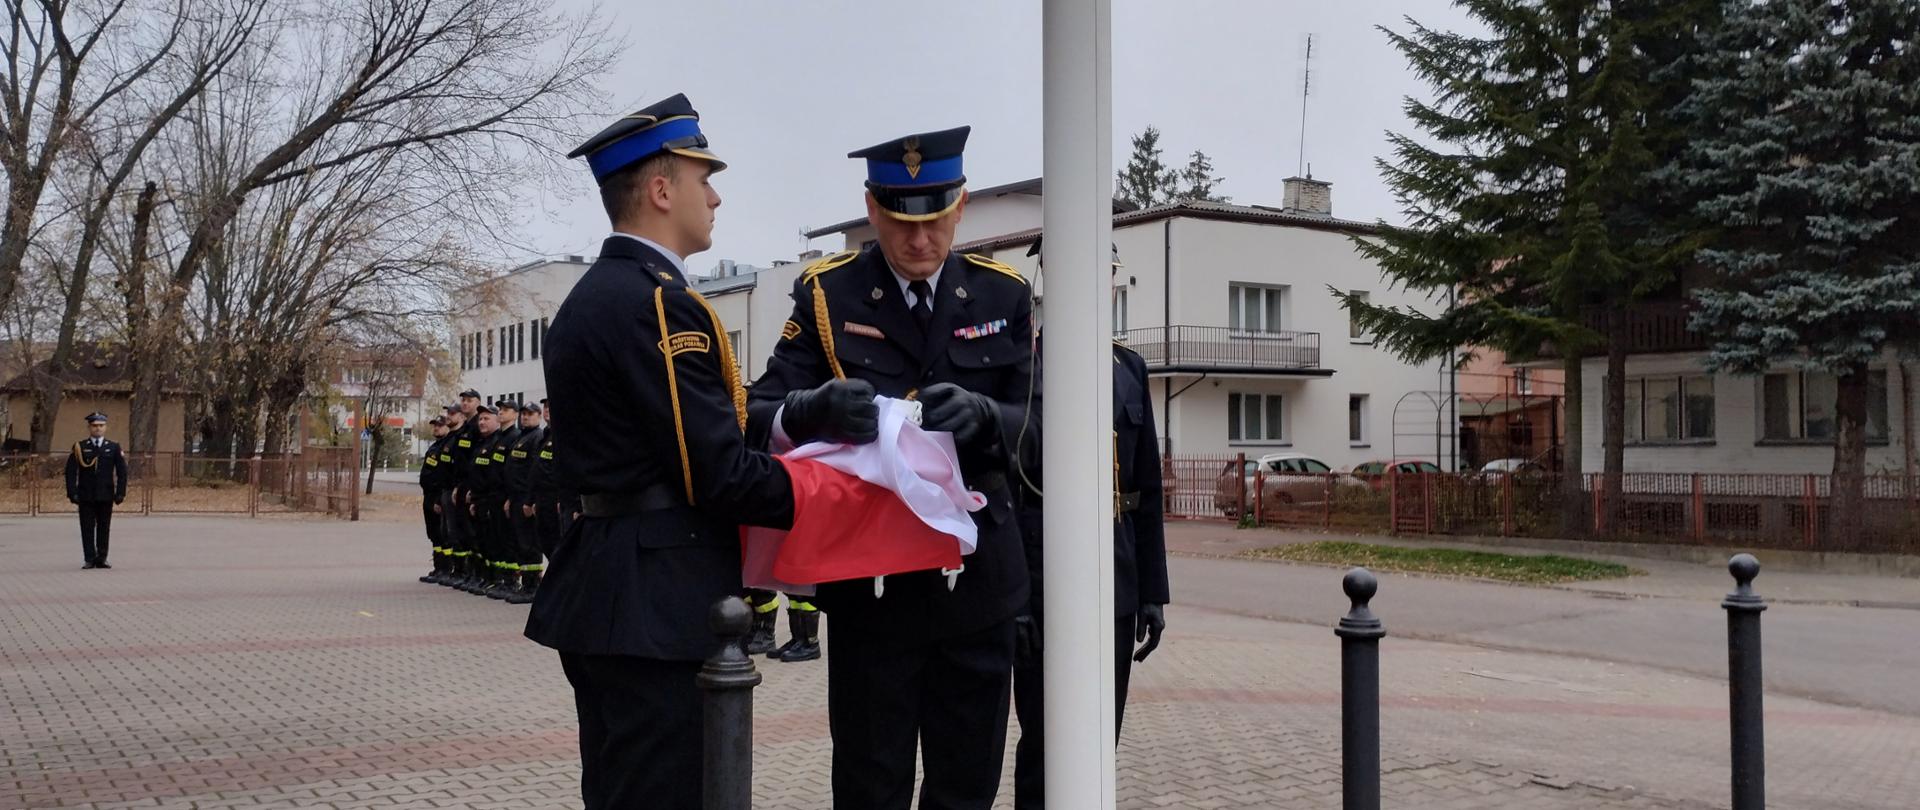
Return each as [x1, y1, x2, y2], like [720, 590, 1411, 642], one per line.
[963, 253, 1027, 284]
[800, 250, 859, 283]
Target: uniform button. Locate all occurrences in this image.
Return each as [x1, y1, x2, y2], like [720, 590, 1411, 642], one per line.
[924, 371, 933, 380]
[983, 356, 992, 363]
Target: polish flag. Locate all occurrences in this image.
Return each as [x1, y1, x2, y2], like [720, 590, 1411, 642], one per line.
[742, 398, 986, 594]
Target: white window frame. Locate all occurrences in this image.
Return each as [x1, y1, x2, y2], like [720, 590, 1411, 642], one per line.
[1227, 283, 1290, 335]
[1348, 290, 1371, 343]
[1227, 391, 1287, 445]
[1760, 369, 1890, 444]
[1349, 394, 1370, 446]
[1112, 286, 1129, 335]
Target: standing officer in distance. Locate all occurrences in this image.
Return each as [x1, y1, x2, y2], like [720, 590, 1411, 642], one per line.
[65, 411, 128, 570]
[746, 125, 1033, 809]
[476, 400, 522, 599]
[442, 394, 483, 589]
[1008, 282, 1170, 805]
[524, 93, 877, 809]
[503, 402, 546, 603]
[524, 397, 566, 558]
[418, 415, 452, 584]
[461, 404, 501, 594]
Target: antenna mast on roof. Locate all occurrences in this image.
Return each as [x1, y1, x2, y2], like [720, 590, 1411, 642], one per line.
[1298, 33, 1314, 178]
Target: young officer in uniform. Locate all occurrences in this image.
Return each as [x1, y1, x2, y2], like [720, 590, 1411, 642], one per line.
[462, 404, 501, 594]
[442, 396, 482, 589]
[745, 126, 1033, 809]
[503, 402, 546, 603]
[65, 411, 128, 569]
[1008, 248, 1171, 804]
[524, 93, 877, 810]
[524, 397, 565, 558]
[477, 401, 522, 598]
[418, 415, 451, 584]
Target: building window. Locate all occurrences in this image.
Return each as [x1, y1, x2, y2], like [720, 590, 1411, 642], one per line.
[459, 335, 468, 371]
[1112, 287, 1129, 335]
[486, 330, 494, 367]
[1227, 392, 1285, 443]
[1622, 374, 1715, 443]
[1348, 290, 1370, 341]
[1349, 394, 1369, 445]
[1762, 369, 1888, 442]
[531, 318, 544, 360]
[726, 330, 743, 375]
[1228, 284, 1288, 334]
[1515, 368, 1532, 395]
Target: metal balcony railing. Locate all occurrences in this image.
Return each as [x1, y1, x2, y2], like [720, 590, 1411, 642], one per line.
[1118, 326, 1323, 372]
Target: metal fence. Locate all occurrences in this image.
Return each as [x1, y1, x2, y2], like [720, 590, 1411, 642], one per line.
[0, 449, 357, 518]
[1161, 454, 1920, 554]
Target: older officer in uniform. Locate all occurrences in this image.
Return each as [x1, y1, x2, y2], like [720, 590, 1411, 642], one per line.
[65, 411, 128, 569]
[525, 93, 876, 810]
[1009, 320, 1170, 809]
[746, 126, 1033, 809]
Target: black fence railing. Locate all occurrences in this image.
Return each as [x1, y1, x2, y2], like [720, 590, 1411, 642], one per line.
[1119, 325, 1323, 372]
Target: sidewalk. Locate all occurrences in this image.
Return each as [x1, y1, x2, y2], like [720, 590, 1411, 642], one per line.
[1168, 521, 1920, 607]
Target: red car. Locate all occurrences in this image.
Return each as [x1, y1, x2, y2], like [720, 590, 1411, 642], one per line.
[1348, 459, 1444, 490]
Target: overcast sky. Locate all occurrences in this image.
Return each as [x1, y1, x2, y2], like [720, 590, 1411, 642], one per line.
[513, 0, 1471, 273]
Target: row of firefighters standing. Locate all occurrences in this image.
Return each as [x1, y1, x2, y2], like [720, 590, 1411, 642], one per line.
[412, 390, 824, 659]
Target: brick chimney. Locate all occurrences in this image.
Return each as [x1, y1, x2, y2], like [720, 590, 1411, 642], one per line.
[1281, 176, 1332, 216]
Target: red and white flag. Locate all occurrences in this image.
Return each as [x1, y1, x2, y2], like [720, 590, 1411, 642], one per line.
[742, 398, 985, 594]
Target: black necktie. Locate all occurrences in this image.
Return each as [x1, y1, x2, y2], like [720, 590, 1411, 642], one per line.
[908, 279, 933, 332]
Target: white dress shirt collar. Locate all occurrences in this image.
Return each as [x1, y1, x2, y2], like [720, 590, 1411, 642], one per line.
[610, 232, 689, 279]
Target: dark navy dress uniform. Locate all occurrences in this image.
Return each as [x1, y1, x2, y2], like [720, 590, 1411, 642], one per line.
[524, 94, 796, 810]
[64, 413, 128, 568]
[1010, 338, 1171, 809]
[744, 126, 1033, 810]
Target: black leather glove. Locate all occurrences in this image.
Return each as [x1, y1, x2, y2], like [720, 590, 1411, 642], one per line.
[1014, 614, 1041, 668]
[919, 383, 1000, 448]
[1133, 603, 1166, 662]
[781, 378, 879, 444]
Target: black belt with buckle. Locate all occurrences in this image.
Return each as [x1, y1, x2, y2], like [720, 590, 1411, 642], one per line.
[1117, 491, 1143, 512]
[580, 484, 679, 517]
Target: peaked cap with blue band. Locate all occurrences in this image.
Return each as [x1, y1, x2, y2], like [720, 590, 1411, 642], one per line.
[849, 126, 970, 221]
[569, 93, 726, 185]
[84, 411, 108, 424]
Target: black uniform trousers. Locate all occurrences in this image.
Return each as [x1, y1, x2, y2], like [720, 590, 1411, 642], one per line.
[828, 614, 1017, 810]
[1011, 614, 1138, 810]
[77, 501, 114, 564]
[534, 502, 562, 559]
[421, 492, 442, 551]
[508, 497, 541, 568]
[440, 491, 469, 559]
[559, 652, 703, 810]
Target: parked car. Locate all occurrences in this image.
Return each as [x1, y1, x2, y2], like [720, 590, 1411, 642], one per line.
[1478, 457, 1547, 479]
[1348, 459, 1445, 490]
[1214, 452, 1346, 517]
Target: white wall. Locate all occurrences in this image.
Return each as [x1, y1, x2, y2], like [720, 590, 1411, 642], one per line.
[451, 259, 590, 406]
[702, 264, 802, 384]
[1577, 352, 1913, 475]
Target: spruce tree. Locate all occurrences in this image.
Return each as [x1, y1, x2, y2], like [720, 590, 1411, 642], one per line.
[1665, 0, 1920, 546]
[1335, 1, 1695, 530]
[1176, 150, 1230, 203]
[1116, 126, 1178, 208]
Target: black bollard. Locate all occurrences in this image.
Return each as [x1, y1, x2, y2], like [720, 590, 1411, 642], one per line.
[1724, 554, 1765, 810]
[699, 596, 761, 810]
[1336, 567, 1385, 810]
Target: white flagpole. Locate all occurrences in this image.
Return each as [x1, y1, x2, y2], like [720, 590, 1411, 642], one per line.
[1041, 0, 1116, 807]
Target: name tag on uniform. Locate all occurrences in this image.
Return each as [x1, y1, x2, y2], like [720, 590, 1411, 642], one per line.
[843, 321, 885, 339]
[440, 454, 452, 462]
[492, 453, 506, 462]
[458, 439, 472, 448]
[539, 450, 554, 460]
[511, 450, 527, 458]
[424, 456, 438, 466]
[954, 319, 1008, 339]
[474, 457, 490, 466]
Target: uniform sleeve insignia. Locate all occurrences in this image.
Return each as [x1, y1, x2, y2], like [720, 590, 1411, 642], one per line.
[962, 253, 1026, 284]
[660, 331, 711, 357]
[782, 320, 803, 341]
[800, 250, 860, 283]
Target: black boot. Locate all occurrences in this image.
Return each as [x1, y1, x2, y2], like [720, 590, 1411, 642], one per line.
[420, 553, 442, 584]
[486, 565, 517, 600]
[461, 558, 488, 593]
[778, 610, 821, 662]
[505, 569, 539, 605]
[450, 556, 475, 589]
[745, 606, 778, 655]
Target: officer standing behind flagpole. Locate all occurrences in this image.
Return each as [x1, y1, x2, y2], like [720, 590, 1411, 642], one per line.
[524, 93, 878, 809]
[65, 411, 128, 570]
[418, 415, 451, 584]
[746, 126, 1034, 809]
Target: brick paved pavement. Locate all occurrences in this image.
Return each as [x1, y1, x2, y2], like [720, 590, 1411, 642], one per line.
[4, 510, 1917, 808]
